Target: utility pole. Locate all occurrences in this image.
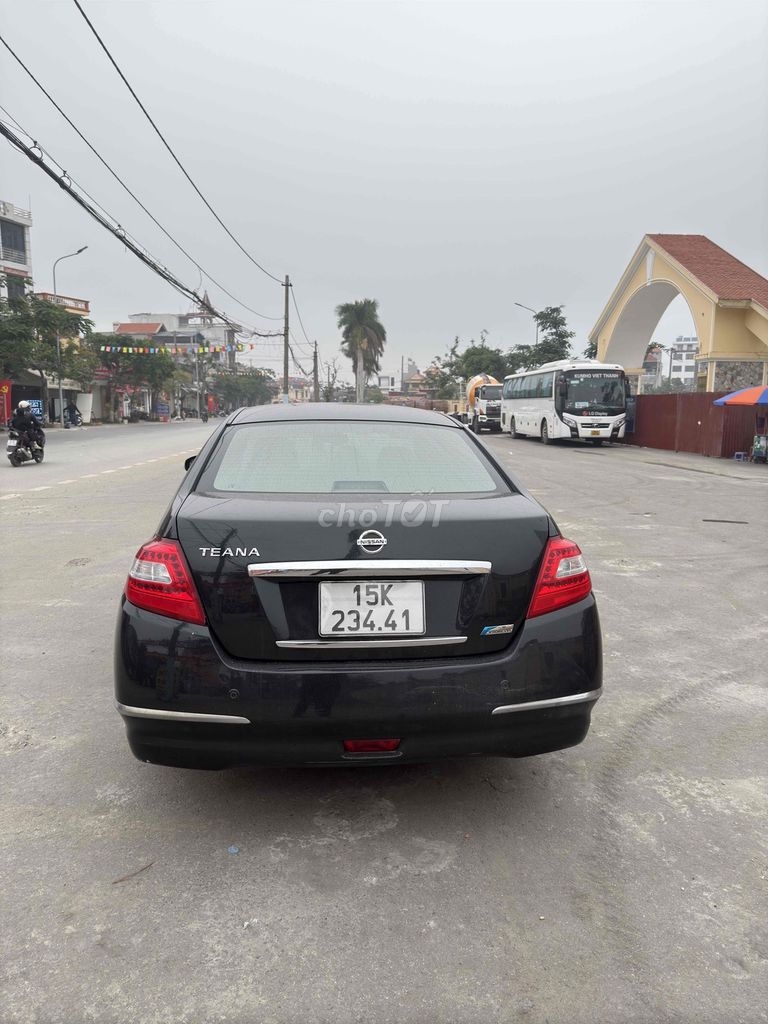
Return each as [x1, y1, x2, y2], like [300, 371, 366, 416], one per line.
[313, 341, 320, 402]
[52, 245, 87, 425]
[282, 274, 290, 404]
[515, 302, 539, 345]
[195, 344, 201, 417]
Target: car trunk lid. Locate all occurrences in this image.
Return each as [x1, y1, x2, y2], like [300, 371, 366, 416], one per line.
[176, 492, 550, 662]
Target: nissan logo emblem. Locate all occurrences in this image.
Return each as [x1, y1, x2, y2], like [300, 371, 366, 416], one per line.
[356, 529, 387, 554]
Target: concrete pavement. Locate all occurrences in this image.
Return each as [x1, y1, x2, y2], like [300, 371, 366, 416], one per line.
[0, 429, 766, 1024]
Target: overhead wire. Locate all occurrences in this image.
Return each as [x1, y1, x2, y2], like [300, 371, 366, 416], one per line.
[0, 115, 283, 337]
[71, 0, 283, 286]
[0, 36, 282, 322]
[291, 288, 314, 347]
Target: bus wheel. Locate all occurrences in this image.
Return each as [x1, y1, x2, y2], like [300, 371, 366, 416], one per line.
[510, 417, 518, 439]
[541, 420, 551, 445]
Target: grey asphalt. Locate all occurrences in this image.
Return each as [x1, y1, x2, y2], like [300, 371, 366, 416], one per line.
[1, 423, 766, 1024]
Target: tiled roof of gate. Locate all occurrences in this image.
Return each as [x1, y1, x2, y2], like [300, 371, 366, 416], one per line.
[648, 234, 768, 309]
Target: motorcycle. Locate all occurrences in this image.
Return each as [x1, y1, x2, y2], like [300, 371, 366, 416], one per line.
[7, 427, 45, 467]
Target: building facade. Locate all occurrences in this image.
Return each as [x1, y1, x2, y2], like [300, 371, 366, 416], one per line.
[663, 336, 698, 386]
[0, 200, 33, 301]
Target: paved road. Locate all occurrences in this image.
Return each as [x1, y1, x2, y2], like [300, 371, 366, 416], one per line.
[1, 426, 766, 1024]
[0, 420, 218, 497]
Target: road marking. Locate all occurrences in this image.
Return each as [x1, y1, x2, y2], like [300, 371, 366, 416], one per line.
[101, 469, 116, 474]
[80, 473, 98, 478]
[30, 485, 51, 491]
[56, 479, 76, 485]
[0, 493, 21, 501]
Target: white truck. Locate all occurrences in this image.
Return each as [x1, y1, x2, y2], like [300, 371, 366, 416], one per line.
[465, 374, 503, 433]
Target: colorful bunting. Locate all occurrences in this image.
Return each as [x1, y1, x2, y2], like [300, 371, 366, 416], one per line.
[99, 343, 253, 354]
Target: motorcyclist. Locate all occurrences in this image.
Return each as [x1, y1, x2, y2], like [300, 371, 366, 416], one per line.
[11, 401, 45, 453]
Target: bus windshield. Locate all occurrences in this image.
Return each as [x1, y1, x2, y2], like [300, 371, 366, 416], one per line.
[563, 370, 625, 413]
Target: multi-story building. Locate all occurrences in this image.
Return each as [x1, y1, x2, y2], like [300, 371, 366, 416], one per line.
[0, 199, 33, 301]
[663, 336, 698, 386]
[125, 304, 238, 367]
[639, 346, 664, 392]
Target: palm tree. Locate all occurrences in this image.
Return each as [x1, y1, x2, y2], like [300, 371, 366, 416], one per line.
[335, 299, 387, 403]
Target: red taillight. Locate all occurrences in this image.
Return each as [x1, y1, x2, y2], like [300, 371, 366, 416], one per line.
[343, 739, 401, 753]
[125, 539, 205, 625]
[527, 537, 592, 619]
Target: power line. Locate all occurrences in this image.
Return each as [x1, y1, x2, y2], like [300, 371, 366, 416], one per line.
[288, 337, 312, 377]
[71, 0, 283, 286]
[291, 288, 314, 346]
[0, 116, 283, 337]
[0, 37, 283, 322]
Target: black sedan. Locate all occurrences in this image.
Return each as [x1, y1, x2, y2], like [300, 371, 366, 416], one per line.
[115, 404, 601, 768]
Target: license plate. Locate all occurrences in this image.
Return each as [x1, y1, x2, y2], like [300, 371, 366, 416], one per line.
[590, 430, 600, 436]
[7, 440, 17, 447]
[319, 580, 425, 636]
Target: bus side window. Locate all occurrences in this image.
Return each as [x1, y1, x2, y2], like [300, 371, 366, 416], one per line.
[541, 371, 554, 397]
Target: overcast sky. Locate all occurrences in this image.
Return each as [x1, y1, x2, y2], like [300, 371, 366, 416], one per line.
[2, 0, 767, 380]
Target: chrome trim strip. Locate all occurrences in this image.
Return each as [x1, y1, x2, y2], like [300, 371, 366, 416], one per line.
[249, 559, 492, 579]
[276, 636, 468, 650]
[115, 702, 250, 725]
[491, 688, 603, 716]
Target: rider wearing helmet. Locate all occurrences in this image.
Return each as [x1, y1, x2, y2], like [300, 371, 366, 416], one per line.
[11, 401, 45, 452]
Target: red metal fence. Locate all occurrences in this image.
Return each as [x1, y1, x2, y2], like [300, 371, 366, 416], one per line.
[626, 393, 762, 458]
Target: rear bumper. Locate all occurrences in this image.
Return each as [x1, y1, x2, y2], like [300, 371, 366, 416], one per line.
[114, 596, 602, 768]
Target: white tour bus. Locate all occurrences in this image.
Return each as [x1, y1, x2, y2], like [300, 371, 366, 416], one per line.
[500, 359, 629, 446]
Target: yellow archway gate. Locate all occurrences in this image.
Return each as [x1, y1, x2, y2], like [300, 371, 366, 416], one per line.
[590, 235, 768, 391]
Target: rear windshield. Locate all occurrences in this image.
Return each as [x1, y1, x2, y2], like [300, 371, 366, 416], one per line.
[197, 420, 509, 495]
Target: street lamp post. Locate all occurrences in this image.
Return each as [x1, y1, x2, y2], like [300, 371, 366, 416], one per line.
[52, 246, 88, 426]
[514, 302, 540, 345]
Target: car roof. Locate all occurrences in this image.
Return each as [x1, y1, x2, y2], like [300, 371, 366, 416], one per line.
[230, 403, 460, 426]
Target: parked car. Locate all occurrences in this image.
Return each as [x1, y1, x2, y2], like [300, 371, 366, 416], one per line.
[114, 404, 602, 769]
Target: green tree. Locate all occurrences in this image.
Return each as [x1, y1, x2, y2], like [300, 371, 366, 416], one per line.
[583, 338, 663, 361]
[531, 306, 574, 364]
[211, 366, 275, 410]
[433, 331, 521, 395]
[335, 299, 387, 403]
[0, 295, 93, 415]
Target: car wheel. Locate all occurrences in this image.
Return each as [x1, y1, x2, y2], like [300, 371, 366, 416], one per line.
[541, 420, 551, 445]
[510, 417, 518, 439]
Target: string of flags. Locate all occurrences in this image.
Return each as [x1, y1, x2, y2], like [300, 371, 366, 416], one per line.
[99, 343, 261, 354]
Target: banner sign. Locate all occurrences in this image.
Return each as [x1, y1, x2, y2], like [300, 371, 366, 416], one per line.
[0, 380, 11, 424]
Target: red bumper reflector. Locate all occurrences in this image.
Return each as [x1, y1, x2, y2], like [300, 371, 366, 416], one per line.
[343, 739, 401, 753]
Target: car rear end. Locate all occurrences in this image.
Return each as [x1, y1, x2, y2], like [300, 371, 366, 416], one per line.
[114, 408, 601, 768]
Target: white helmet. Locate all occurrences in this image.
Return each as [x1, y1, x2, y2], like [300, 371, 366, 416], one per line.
[17, 400, 30, 410]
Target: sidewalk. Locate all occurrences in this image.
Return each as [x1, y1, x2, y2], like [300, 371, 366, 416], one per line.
[617, 443, 768, 482]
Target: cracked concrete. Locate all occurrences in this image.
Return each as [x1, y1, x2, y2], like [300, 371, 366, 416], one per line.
[0, 425, 766, 1023]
